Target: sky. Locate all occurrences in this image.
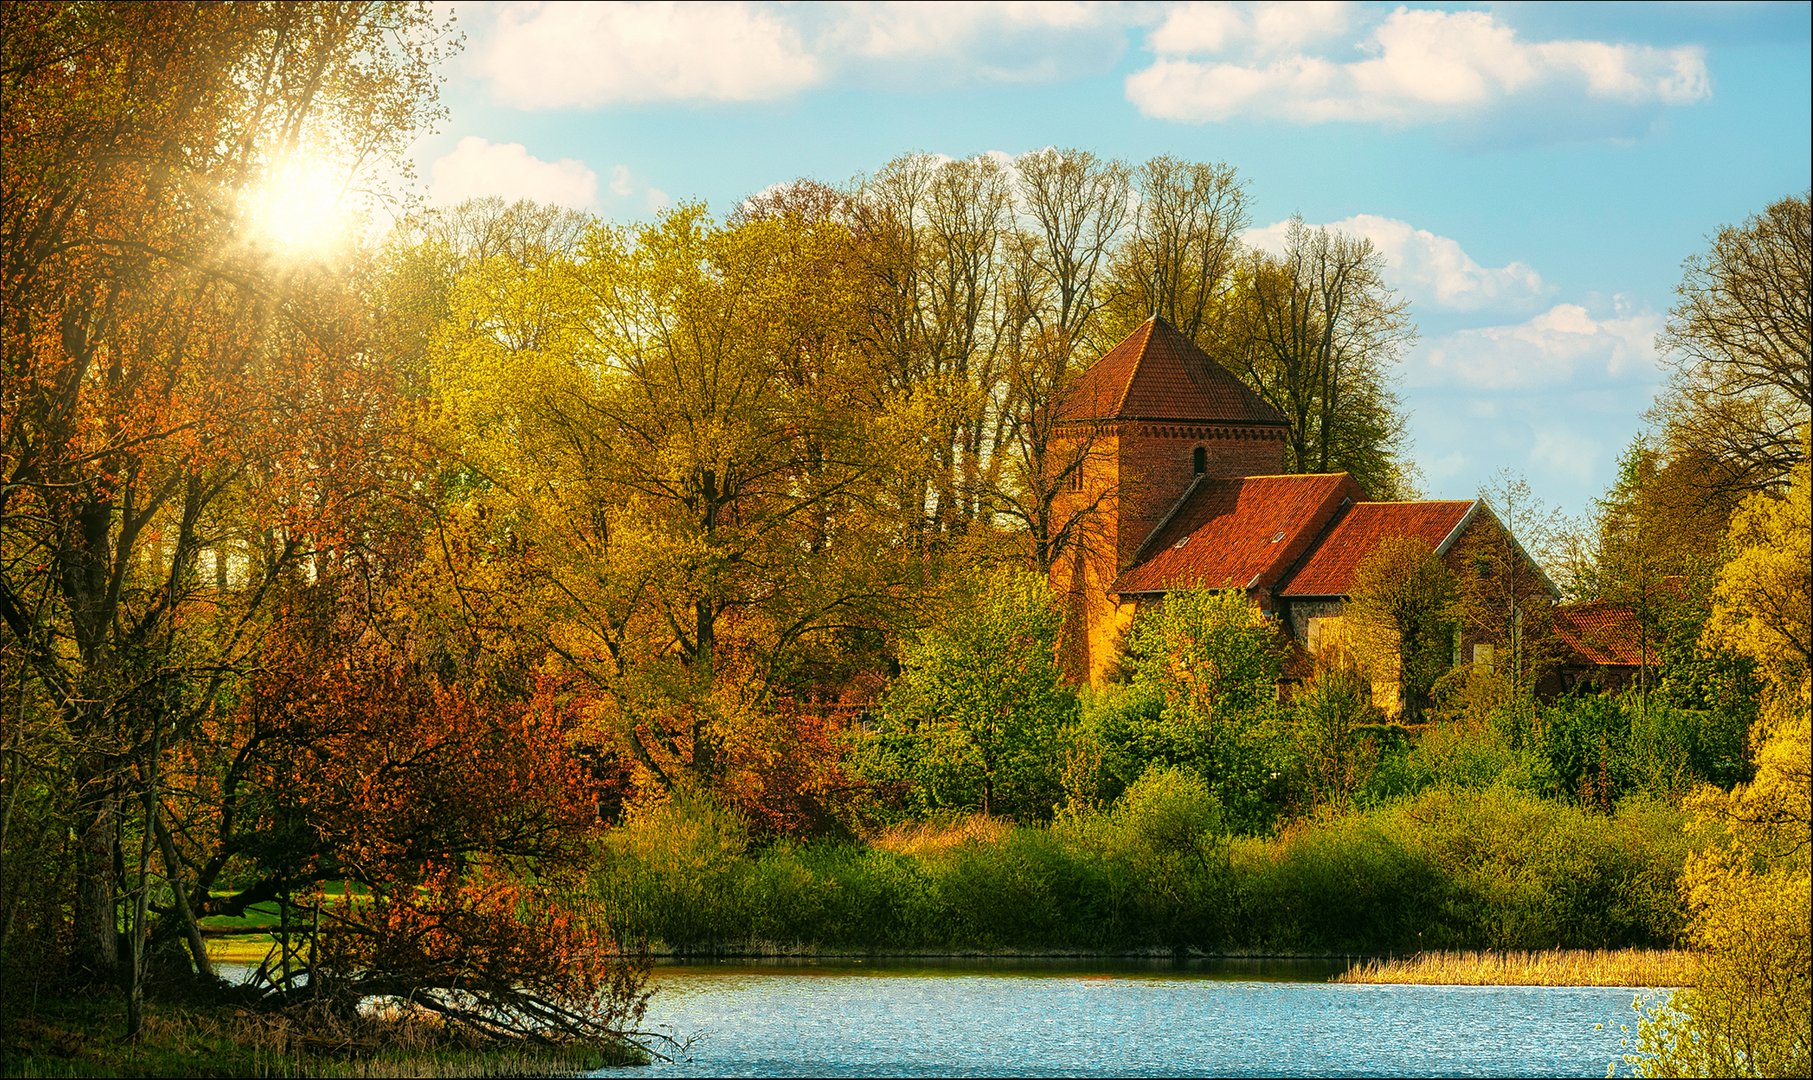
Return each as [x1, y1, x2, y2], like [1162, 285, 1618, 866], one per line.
[402, 1, 1812, 525]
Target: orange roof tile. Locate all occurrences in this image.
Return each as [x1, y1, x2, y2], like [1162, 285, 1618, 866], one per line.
[1553, 602, 1653, 667]
[1278, 501, 1476, 598]
[1058, 317, 1287, 425]
[1114, 473, 1362, 595]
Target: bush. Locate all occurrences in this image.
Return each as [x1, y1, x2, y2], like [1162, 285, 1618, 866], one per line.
[1061, 766, 1236, 947]
[1289, 664, 1388, 810]
[588, 778, 1697, 957]
[1536, 692, 1756, 809]
[1235, 785, 1694, 953]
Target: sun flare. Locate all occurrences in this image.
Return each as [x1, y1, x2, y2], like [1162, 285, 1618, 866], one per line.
[240, 153, 356, 258]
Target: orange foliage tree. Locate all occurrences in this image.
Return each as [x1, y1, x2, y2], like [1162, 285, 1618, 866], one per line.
[167, 601, 648, 1042]
[0, 0, 456, 1012]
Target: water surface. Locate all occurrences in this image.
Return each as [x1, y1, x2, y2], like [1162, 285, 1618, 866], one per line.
[612, 960, 1646, 1078]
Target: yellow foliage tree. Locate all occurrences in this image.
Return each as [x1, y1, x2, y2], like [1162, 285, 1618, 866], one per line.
[1629, 459, 1811, 1078]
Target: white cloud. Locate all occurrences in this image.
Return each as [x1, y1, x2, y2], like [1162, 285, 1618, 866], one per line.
[479, 1, 1128, 107]
[1127, 6, 1710, 127]
[609, 165, 635, 198]
[1412, 302, 1664, 391]
[484, 2, 822, 108]
[1245, 214, 1550, 313]
[1252, 2, 1351, 53]
[1149, 2, 1351, 56]
[428, 136, 597, 208]
[1149, 2, 1246, 55]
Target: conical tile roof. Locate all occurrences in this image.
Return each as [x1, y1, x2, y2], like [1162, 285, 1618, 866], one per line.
[1057, 317, 1286, 425]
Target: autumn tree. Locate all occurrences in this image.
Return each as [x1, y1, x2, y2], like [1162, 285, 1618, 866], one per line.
[1632, 459, 1811, 1078]
[165, 600, 649, 1044]
[1225, 218, 1417, 498]
[428, 204, 915, 790]
[0, 1, 449, 1002]
[378, 197, 592, 396]
[1651, 193, 1811, 502]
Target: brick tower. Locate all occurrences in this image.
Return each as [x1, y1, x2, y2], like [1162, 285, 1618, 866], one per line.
[1048, 316, 1289, 681]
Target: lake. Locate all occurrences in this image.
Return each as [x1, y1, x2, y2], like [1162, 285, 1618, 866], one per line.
[609, 959, 1651, 1078]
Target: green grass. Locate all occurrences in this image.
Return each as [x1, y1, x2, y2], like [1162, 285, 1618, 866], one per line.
[199, 884, 371, 967]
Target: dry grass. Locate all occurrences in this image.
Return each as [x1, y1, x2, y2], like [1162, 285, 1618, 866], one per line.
[871, 814, 1013, 858]
[1336, 948, 1698, 988]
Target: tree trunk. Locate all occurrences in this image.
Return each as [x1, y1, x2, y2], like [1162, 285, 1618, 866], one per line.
[72, 757, 122, 979]
[155, 813, 215, 983]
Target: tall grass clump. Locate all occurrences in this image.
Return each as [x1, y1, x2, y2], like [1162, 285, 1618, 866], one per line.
[1339, 948, 1698, 987]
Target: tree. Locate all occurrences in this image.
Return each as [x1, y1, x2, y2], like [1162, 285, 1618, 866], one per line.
[1589, 437, 1741, 708]
[1225, 218, 1417, 498]
[991, 149, 1132, 573]
[169, 603, 650, 1045]
[0, 0, 449, 998]
[1121, 589, 1288, 832]
[1702, 457, 1812, 690]
[428, 204, 914, 789]
[1452, 473, 1563, 698]
[1288, 661, 1387, 810]
[1344, 537, 1459, 723]
[847, 153, 1017, 549]
[1651, 193, 1811, 502]
[1098, 157, 1248, 347]
[862, 568, 1073, 819]
[1629, 454, 1810, 1078]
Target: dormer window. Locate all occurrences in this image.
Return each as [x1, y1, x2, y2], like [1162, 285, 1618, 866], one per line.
[1192, 446, 1207, 475]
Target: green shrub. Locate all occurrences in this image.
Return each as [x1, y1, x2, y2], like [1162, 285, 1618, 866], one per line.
[1061, 765, 1237, 947]
[1234, 786, 1694, 953]
[587, 778, 1696, 956]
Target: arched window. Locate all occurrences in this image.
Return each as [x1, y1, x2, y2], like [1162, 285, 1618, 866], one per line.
[1192, 446, 1207, 475]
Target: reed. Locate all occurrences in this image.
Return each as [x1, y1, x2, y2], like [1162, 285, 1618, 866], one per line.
[1336, 948, 1698, 987]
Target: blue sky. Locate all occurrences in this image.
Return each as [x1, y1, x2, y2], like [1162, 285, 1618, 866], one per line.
[405, 1, 1812, 525]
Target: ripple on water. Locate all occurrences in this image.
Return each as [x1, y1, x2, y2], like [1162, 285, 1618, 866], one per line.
[609, 967, 1647, 1078]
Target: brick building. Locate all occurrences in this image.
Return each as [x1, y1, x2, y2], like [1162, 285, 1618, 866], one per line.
[1049, 316, 1556, 702]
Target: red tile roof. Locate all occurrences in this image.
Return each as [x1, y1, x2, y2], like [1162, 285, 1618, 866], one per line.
[1114, 473, 1362, 595]
[1058, 317, 1287, 425]
[1553, 602, 1653, 667]
[1278, 500, 1476, 598]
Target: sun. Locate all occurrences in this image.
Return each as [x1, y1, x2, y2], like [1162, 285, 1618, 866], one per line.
[239, 152, 357, 258]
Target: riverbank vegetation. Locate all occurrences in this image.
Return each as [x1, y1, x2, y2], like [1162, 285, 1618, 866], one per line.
[3, 2, 1806, 1077]
[593, 763, 1695, 956]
